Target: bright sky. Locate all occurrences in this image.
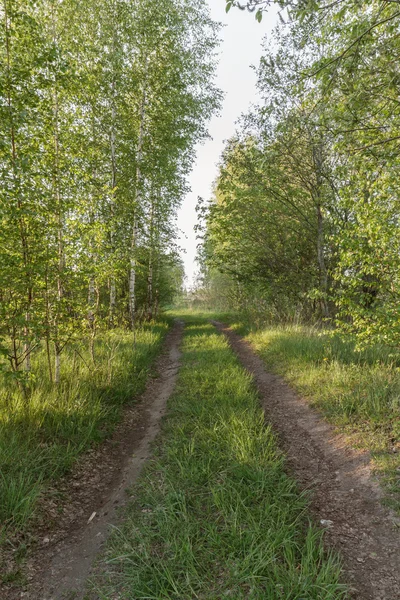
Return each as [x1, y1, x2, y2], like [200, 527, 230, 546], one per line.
[177, 1, 279, 287]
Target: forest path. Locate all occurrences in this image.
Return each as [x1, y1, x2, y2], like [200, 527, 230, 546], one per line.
[33, 320, 184, 600]
[214, 321, 400, 600]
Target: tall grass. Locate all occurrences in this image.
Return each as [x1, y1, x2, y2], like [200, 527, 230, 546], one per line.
[0, 322, 169, 531]
[91, 318, 346, 599]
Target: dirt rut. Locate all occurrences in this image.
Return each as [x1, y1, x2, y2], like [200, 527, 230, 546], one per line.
[214, 321, 400, 600]
[34, 320, 183, 600]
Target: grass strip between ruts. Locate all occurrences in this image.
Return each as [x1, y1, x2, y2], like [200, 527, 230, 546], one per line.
[91, 317, 346, 599]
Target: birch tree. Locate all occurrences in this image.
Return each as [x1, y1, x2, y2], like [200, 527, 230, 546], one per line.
[0, 0, 221, 388]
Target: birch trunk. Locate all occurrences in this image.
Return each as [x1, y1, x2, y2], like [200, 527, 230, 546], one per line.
[44, 269, 53, 381]
[129, 68, 147, 332]
[147, 192, 155, 320]
[88, 111, 97, 361]
[88, 277, 95, 327]
[24, 317, 31, 373]
[147, 256, 153, 320]
[54, 346, 61, 385]
[88, 276, 95, 362]
[109, 79, 117, 327]
[4, 1, 31, 379]
[153, 213, 161, 319]
[316, 203, 329, 318]
[52, 2, 64, 383]
[154, 261, 160, 318]
[129, 224, 138, 330]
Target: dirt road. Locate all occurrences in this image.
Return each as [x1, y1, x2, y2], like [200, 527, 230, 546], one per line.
[6, 317, 400, 599]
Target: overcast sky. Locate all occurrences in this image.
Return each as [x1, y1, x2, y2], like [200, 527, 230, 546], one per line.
[177, 1, 279, 287]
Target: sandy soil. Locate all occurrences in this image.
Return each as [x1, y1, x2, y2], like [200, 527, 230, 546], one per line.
[214, 321, 400, 600]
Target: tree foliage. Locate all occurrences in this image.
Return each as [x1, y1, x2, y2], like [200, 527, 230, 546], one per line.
[0, 0, 220, 386]
[202, 1, 400, 346]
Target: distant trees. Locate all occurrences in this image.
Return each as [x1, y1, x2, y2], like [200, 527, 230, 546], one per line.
[201, 1, 400, 346]
[0, 0, 220, 386]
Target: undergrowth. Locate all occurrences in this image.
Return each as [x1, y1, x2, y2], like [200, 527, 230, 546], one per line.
[91, 317, 346, 599]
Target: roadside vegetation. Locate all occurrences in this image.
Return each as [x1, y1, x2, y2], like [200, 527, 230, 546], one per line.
[91, 317, 346, 599]
[246, 325, 400, 511]
[194, 0, 400, 515]
[0, 322, 169, 534]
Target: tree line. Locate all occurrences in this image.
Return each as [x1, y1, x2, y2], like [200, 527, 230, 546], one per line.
[0, 0, 220, 388]
[200, 0, 400, 348]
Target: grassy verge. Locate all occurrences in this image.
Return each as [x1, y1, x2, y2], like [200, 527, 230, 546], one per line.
[243, 325, 400, 511]
[0, 321, 169, 534]
[91, 317, 346, 599]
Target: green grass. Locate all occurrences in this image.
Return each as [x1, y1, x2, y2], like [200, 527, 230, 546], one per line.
[243, 325, 400, 511]
[195, 310, 400, 512]
[0, 321, 169, 533]
[90, 316, 346, 599]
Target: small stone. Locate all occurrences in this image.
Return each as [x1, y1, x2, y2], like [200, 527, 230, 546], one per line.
[320, 519, 334, 527]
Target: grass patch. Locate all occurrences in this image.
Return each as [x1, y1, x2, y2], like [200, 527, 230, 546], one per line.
[0, 321, 169, 533]
[244, 325, 400, 510]
[91, 317, 346, 599]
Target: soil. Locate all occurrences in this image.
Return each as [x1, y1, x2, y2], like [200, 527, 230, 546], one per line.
[214, 321, 400, 600]
[3, 320, 183, 600]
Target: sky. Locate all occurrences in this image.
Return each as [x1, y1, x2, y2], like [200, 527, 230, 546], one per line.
[177, 1, 279, 287]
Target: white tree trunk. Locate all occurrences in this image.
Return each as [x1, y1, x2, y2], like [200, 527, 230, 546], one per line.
[24, 307, 31, 373]
[88, 277, 95, 326]
[313, 142, 329, 319]
[51, 1, 64, 384]
[109, 276, 116, 325]
[24, 325, 31, 373]
[129, 222, 139, 331]
[88, 275, 96, 362]
[147, 257, 153, 319]
[317, 203, 328, 317]
[109, 76, 117, 326]
[54, 347, 61, 385]
[147, 192, 155, 320]
[129, 65, 147, 331]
